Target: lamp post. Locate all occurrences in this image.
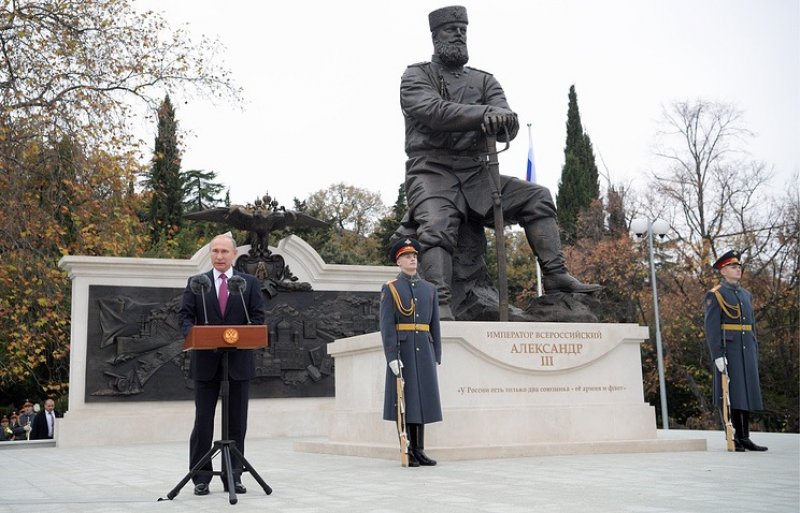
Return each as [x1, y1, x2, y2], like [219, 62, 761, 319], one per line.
[631, 218, 670, 430]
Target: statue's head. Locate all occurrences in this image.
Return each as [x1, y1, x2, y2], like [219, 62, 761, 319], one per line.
[429, 5, 469, 67]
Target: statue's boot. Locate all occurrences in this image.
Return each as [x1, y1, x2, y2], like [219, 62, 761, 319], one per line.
[524, 218, 602, 294]
[420, 246, 455, 320]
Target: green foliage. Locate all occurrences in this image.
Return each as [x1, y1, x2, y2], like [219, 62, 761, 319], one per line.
[0, 0, 240, 408]
[370, 183, 408, 255]
[557, 85, 600, 243]
[0, 136, 150, 404]
[183, 169, 226, 213]
[295, 183, 388, 265]
[144, 95, 184, 243]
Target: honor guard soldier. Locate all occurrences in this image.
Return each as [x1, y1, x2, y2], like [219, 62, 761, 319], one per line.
[381, 238, 443, 467]
[704, 250, 767, 451]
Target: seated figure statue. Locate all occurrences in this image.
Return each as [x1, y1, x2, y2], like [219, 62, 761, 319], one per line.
[399, 5, 600, 320]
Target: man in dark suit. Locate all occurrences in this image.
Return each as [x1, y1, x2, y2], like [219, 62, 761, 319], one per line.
[179, 234, 266, 496]
[29, 398, 60, 440]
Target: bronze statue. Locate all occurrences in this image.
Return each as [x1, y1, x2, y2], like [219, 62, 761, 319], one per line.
[399, 5, 601, 320]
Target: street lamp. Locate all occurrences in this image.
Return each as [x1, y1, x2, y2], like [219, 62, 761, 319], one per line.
[631, 217, 670, 430]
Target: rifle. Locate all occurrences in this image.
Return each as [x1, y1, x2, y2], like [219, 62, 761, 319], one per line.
[721, 369, 735, 451]
[720, 334, 735, 451]
[395, 359, 410, 467]
[482, 129, 511, 322]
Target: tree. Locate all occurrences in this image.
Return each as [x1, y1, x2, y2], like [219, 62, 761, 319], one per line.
[633, 99, 798, 430]
[0, 138, 149, 401]
[304, 182, 387, 237]
[289, 184, 388, 265]
[1, 0, 240, 151]
[557, 85, 600, 243]
[182, 169, 226, 213]
[0, 0, 240, 405]
[144, 95, 183, 243]
[370, 183, 408, 256]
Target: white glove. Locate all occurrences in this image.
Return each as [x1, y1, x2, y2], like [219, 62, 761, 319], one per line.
[714, 356, 727, 372]
[23, 424, 31, 432]
[388, 359, 403, 376]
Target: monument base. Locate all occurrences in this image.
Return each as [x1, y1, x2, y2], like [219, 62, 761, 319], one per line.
[295, 322, 707, 459]
[294, 436, 707, 461]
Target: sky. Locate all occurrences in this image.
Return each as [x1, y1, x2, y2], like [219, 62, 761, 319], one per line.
[133, 0, 799, 209]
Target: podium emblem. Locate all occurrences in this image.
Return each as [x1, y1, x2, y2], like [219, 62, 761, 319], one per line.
[223, 328, 240, 345]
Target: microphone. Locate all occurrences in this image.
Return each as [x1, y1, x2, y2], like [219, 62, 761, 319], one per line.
[189, 274, 212, 324]
[227, 275, 251, 325]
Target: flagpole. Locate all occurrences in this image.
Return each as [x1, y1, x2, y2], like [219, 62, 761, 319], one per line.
[527, 123, 544, 297]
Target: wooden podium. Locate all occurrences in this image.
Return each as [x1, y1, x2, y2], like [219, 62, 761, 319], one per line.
[182, 325, 268, 351]
[164, 324, 271, 504]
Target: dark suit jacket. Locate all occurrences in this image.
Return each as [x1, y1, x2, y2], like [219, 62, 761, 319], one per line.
[179, 269, 266, 381]
[29, 409, 60, 440]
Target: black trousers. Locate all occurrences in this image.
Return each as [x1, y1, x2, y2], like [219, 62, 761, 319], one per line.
[189, 378, 250, 484]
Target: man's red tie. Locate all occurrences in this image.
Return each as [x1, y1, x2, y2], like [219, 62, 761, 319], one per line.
[218, 274, 229, 315]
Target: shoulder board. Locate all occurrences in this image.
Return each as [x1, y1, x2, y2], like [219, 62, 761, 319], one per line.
[465, 65, 492, 76]
[407, 61, 431, 69]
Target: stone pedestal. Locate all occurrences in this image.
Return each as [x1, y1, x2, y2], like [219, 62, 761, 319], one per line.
[295, 322, 706, 459]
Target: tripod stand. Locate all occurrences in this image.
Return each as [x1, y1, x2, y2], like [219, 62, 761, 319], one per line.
[161, 348, 272, 505]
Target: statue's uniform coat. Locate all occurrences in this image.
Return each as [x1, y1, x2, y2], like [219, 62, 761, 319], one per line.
[381, 273, 443, 424]
[704, 281, 764, 411]
[400, 59, 555, 252]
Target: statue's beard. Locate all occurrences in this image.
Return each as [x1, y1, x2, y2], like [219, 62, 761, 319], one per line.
[434, 40, 469, 67]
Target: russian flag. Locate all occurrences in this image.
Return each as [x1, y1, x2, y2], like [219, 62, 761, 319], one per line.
[526, 123, 537, 183]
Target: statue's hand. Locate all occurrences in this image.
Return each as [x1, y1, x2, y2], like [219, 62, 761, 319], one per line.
[483, 109, 518, 138]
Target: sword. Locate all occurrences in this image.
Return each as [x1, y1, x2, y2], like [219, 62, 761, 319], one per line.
[482, 128, 511, 322]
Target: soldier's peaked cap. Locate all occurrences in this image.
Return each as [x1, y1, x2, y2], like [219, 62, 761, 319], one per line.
[429, 5, 468, 31]
[388, 238, 421, 263]
[713, 249, 741, 270]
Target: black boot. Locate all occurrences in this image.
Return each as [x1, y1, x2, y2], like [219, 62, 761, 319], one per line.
[524, 218, 602, 294]
[732, 409, 746, 451]
[412, 424, 437, 466]
[739, 411, 768, 451]
[723, 407, 745, 451]
[419, 247, 455, 320]
[406, 424, 420, 467]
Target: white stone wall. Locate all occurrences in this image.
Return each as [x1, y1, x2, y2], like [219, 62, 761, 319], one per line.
[56, 235, 397, 447]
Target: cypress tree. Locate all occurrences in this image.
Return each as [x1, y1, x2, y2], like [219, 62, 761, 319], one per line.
[557, 85, 600, 243]
[146, 95, 183, 243]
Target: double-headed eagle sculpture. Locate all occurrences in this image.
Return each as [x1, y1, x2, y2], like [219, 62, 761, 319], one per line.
[185, 194, 328, 255]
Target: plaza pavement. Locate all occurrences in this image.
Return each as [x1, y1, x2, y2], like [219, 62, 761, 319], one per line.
[1, 429, 797, 513]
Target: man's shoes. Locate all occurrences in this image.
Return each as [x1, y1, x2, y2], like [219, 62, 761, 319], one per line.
[407, 450, 420, 467]
[733, 439, 746, 452]
[739, 438, 768, 451]
[193, 483, 210, 496]
[223, 482, 247, 494]
[413, 449, 437, 466]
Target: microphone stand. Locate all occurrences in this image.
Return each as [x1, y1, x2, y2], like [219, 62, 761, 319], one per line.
[161, 276, 271, 504]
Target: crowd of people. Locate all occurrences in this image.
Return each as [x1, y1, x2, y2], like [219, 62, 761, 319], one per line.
[0, 398, 61, 442]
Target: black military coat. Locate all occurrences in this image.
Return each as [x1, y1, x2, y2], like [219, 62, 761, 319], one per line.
[381, 273, 443, 425]
[704, 281, 764, 411]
